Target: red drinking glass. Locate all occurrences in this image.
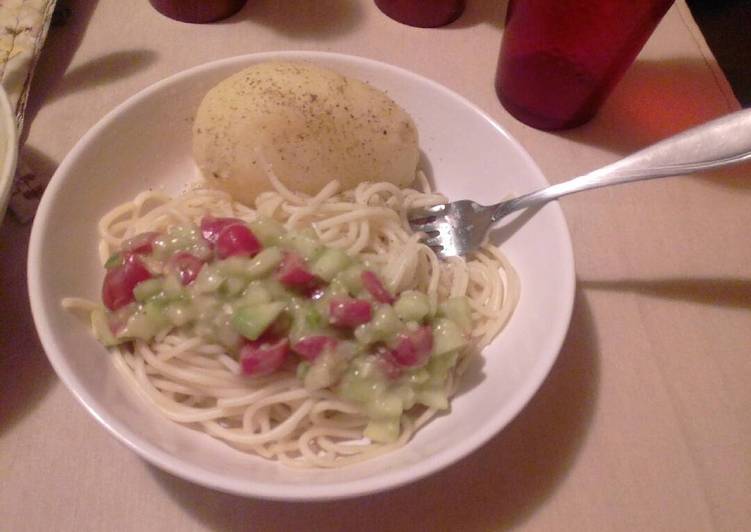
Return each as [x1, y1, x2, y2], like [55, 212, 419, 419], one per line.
[149, 0, 248, 23]
[375, 0, 465, 28]
[495, 0, 675, 130]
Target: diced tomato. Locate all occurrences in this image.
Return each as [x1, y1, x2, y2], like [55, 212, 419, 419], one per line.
[166, 252, 204, 285]
[200, 216, 245, 244]
[239, 338, 289, 376]
[389, 326, 433, 368]
[361, 270, 394, 304]
[121, 231, 158, 255]
[377, 350, 403, 380]
[309, 287, 326, 301]
[292, 336, 338, 361]
[215, 224, 262, 259]
[102, 254, 153, 310]
[328, 297, 373, 328]
[276, 252, 316, 287]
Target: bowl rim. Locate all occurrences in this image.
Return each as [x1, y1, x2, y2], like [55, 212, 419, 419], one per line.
[28, 50, 576, 500]
[0, 85, 18, 218]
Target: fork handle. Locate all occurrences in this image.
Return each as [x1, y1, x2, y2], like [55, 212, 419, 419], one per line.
[491, 108, 751, 221]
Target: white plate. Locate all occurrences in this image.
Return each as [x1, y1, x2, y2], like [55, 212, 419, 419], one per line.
[0, 85, 17, 219]
[28, 52, 575, 500]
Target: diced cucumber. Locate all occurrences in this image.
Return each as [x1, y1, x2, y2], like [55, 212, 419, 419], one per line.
[305, 308, 323, 329]
[153, 225, 204, 260]
[104, 253, 122, 269]
[141, 274, 190, 308]
[220, 249, 283, 280]
[311, 248, 352, 282]
[120, 302, 169, 341]
[212, 314, 242, 349]
[326, 278, 350, 299]
[296, 361, 311, 380]
[352, 355, 381, 380]
[162, 274, 184, 298]
[354, 323, 376, 345]
[221, 276, 247, 297]
[304, 360, 332, 391]
[354, 305, 402, 345]
[144, 301, 170, 326]
[304, 351, 346, 391]
[394, 290, 431, 322]
[335, 264, 365, 294]
[145, 277, 186, 307]
[241, 281, 272, 305]
[165, 302, 195, 327]
[439, 296, 473, 333]
[289, 314, 315, 343]
[417, 387, 449, 410]
[371, 305, 402, 338]
[401, 367, 430, 386]
[393, 384, 417, 411]
[217, 257, 252, 277]
[338, 372, 386, 403]
[432, 318, 467, 356]
[314, 298, 330, 323]
[364, 417, 400, 443]
[245, 247, 283, 279]
[338, 375, 368, 402]
[231, 301, 285, 340]
[279, 231, 322, 260]
[339, 340, 362, 361]
[426, 351, 459, 385]
[192, 264, 225, 294]
[334, 264, 365, 295]
[287, 298, 326, 343]
[91, 308, 118, 346]
[262, 278, 294, 301]
[366, 393, 404, 419]
[249, 217, 286, 246]
[133, 278, 163, 302]
[120, 313, 154, 341]
[192, 295, 220, 322]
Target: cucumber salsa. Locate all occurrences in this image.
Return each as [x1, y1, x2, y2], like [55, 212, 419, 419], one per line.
[96, 215, 472, 443]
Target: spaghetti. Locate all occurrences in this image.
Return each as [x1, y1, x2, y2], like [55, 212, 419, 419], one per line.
[64, 174, 519, 468]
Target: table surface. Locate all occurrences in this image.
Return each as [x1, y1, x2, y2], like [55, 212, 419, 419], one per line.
[2, 1, 750, 531]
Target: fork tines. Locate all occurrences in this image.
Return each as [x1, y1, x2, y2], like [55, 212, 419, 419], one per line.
[407, 204, 446, 231]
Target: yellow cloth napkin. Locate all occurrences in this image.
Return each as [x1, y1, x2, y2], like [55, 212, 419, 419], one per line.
[0, 0, 56, 221]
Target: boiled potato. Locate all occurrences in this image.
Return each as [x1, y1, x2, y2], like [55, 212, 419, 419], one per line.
[193, 61, 420, 205]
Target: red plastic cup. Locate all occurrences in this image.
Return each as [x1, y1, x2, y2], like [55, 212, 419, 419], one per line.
[495, 0, 675, 130]
[149, 0, 248, 23]
[375, 0, 465, 28]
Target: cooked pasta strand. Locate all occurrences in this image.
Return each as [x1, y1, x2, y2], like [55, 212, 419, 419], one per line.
[66, 174, 518, 467]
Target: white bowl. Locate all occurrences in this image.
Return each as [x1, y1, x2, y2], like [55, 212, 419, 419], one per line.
[0, 85, 18, 219]
[28, 52, 575, 500]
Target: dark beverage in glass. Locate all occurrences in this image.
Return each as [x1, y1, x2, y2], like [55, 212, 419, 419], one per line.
[495, 0, 675, 130]
[375, 0, 465, 28]
[149, 0, 247, 23]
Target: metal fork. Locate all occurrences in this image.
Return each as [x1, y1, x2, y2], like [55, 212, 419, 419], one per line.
[409, 109, 751, 258]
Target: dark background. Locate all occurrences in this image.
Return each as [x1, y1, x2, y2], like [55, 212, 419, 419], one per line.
[686, 0, 751, 106]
